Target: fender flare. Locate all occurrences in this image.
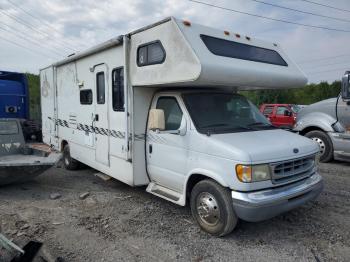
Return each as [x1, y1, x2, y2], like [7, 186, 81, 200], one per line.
[183, 168, 230, 204]
[295, 112, 336, 134]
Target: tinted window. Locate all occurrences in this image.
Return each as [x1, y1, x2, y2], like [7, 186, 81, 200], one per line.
[112, 68, 124, 111]
[263, 106, 274, 115]
[137, 41, 165, 66]
[201, 35, 288, 66]
[183, 93, 272, 134]
[96, 72, 105, 104]
[156, 97, 183, 130]
[80, 90, 93, 105]
[276, 106, 288, 115]
[0, 120, 18, 135]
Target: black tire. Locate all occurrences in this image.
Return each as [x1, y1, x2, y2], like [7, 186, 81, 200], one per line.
[63, 144, 80, 170]
[190, 179, 237, 237]
[305, 130, 333, 163]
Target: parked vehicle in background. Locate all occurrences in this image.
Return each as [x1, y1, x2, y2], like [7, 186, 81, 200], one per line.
[0, 71, 41, 141]
[0, 71, 29, 119]
[41, 17, 323, 236]
[296, 104, 308, 110]
[260, 104, 297, 128]
[294, 71, 350, 163]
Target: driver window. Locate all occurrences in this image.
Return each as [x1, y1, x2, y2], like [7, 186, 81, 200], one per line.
[276, 106, 288, 115]
[156, 97, 183, 131]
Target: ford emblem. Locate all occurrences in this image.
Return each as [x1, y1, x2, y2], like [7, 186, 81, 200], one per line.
[293, 148, 299, 154]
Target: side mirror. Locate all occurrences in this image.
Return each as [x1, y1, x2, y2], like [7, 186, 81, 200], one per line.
[148, 109, 165, 131]
[341, 71, 350, 100]
[284, 110, 291, 117]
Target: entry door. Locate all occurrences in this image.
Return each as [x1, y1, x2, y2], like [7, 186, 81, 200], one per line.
[146, 96, 188, 193]
[94, 65, 110, 166]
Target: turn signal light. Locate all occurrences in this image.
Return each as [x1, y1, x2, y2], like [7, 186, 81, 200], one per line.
[236, 165, 252, 183]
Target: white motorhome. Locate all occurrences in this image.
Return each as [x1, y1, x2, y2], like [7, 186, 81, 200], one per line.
[40, 17, 323, 236]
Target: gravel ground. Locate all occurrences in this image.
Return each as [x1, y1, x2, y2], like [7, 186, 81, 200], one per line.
[0, 161, 349, 262]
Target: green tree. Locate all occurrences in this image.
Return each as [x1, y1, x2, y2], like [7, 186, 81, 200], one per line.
[241, 81, 341, 106]
[26, 73, 41, 121]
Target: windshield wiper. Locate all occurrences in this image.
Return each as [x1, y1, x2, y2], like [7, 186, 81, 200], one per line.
[247, 122, 276, 129]
[203, 124, 253, 136]
[201, 123, 230, 128]
[248, 122, 272, 127]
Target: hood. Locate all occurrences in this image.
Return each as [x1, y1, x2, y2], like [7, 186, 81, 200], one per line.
[297, 98, 336, 121]
[206, 129, 318, 163]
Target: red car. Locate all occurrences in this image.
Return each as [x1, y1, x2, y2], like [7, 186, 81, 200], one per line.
[259, 104, 299, 128]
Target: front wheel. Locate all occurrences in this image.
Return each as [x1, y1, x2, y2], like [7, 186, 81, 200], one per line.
[190, 179, 237, 237]
[63, 144, 80, 170]
[305, 130, 333, 163]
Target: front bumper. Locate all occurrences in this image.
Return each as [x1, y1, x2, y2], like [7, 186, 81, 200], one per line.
[231, 172, 323, 222]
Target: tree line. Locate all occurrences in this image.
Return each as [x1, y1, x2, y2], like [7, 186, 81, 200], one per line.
[240, 81, 341, 106]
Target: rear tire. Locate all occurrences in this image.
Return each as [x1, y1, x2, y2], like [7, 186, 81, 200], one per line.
[63, 144, 80, 170]
[305, 130, 333, 163]
[190, 179, 237, 237]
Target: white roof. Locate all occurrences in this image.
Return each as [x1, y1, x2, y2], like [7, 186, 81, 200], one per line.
[129, 17, 307, 90]
[44, 17, 308, 90]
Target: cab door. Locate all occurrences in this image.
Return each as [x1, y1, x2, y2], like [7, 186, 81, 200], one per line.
[146, 95, 188, 193]
[94, 65, 110, 166]
[338, 99, 350, 132]
[274, 106, 292, 127]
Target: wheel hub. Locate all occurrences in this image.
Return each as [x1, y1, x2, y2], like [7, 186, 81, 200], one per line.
[64, 155, 70, 166]
[311, 137, 326, 156]
[196, 192, 220, 226]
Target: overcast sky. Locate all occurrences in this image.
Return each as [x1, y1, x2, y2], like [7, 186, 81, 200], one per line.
[0, 0, 349, 83]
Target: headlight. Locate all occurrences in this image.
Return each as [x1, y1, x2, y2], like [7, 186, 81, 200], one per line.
[236, 164, 271, 183]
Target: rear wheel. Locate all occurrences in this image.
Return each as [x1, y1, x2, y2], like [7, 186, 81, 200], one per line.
[305, 130, 333, 162]
[63, 144, 80, 170]
[190, 179, 237, 237]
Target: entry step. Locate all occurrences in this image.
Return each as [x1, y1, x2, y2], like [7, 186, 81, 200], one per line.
[146, 182, 184, 205]
[94, 172, 112, 181]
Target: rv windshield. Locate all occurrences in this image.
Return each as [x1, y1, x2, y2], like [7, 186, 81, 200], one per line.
[183, 92, 274, 134]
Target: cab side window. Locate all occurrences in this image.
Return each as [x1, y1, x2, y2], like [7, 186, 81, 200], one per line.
[156, 97, 183, 131]
[263, 106, 274, 116]
[276, 106, 288, 115]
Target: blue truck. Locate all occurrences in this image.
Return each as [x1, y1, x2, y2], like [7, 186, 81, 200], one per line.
[0, 70, 41, 141]
[0, 70, 29, 119]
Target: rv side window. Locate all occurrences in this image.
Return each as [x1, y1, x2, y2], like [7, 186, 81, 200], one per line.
[80, 90, 93, 105]
[112, 68, 124, 111]
[96, 72, 105, 104]
[137, 41, 165, 67]
[156, 97, 183, 131]
[200, 35, 288, 66]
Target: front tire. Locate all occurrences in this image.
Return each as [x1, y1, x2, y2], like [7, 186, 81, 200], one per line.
[190, 179, 237, 237]
[305, 130, 333, 163]
[63, 144, 80, 170]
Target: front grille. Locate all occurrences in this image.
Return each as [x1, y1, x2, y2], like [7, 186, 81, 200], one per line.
[270, 155, 315, 184]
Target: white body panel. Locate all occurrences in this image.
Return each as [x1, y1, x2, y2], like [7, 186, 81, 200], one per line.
[40, 17, 317, 211]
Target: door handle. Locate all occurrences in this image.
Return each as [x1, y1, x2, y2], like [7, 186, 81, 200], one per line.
[149, 144, 153, 154]
[95, 114, 99, 121]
